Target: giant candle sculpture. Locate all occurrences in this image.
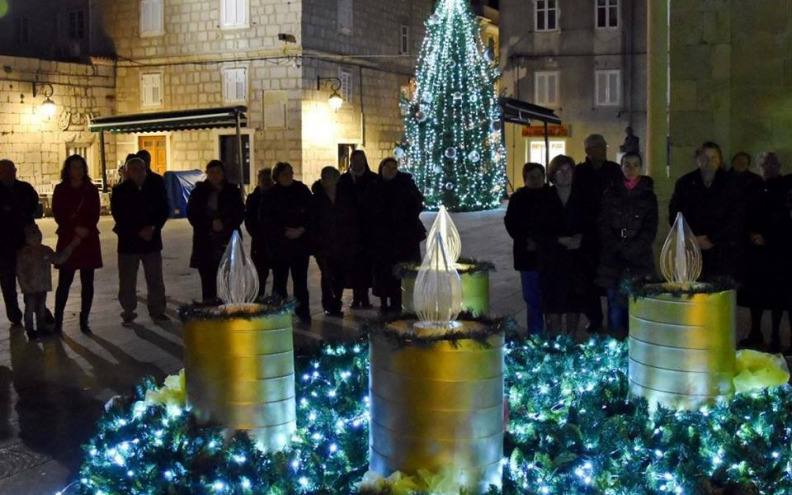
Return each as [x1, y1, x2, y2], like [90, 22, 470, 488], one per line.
[181, 231, 297, 451]
[369, 209, 504, 493]
[628, 213, 736, 410]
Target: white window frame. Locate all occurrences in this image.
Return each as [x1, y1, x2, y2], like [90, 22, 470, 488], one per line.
[535, 0, 558, 32]
[595, 69, 621, 107]
[222, 66, 248, 104]
[67, 10, 86, 40]
[338, 0, 353, 35]
[140, 72, 163, 108]
[595, 0, 620, 29]
[399, 25, 410, 55]
[140, 0, 165, 37]
[220, 0, 248, 29]
[339, 68, 353, 103]
[534, 71, 559, 108]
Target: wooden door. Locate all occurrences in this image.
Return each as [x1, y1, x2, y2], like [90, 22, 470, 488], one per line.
[138, 135, 167, 175]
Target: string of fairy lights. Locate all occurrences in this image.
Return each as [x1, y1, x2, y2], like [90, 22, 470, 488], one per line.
[70, 336, 792, 495]
[399, 0, 506, 212]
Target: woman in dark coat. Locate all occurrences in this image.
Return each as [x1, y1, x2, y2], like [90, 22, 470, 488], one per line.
[669, 142, 744, 281]
[595, 152, 658, 337]
[531, 155, 586, 336]
[186, 160, 245, 303]
[365, 157, 425, 313]
[259, 162, 313, 323]
[52, 154, 103, 334]
[738, 152, 792, 352]
[504, 162, 548, 334]
[337, 150, 378, 309]
[310, 167, 358, 317]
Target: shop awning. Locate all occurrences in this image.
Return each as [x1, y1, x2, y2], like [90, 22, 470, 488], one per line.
[499, 97, 561, 126]
[88, 106, 247, 134]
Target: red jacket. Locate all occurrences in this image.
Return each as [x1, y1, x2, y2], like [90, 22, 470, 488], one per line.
[52, 181, 103, 270]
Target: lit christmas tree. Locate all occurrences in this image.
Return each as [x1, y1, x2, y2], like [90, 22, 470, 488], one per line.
[398, 0, 507, 212]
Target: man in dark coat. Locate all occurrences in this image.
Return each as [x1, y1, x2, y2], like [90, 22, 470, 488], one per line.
[111, 157, 170, 324]
[365, 158, 425, 313]
[259, 162, 313, 323]
[573, 134, 622, 333]
[0, 159, 39, 326]
[187, 160, 245, 303]
[504, 162, 548, 334]
[337, 150, 378, 309]
[244, 167, 274, 298]
[669, 142, 744, 281]
[136, 149, 166, 190]
[310, 167, 358, 317]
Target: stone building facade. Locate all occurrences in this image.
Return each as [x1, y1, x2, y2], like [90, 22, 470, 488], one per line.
[96, 0, 432, 185]
[499, 0, 647, 189]
[0, 55, 116, 191]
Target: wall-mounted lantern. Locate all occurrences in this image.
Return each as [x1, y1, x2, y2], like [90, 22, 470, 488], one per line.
[316, 76, 344, 112]
[33, 82, 56, 118]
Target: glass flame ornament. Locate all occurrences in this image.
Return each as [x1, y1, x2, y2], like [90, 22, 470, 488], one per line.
[217, 230, 259, 307]
[425, 206, 461, 264]
[660, 212, 703, 288]
[414, 231, 463, 328]
[414, 207, 463, 328]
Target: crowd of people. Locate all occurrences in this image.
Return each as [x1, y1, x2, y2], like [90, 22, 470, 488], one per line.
[0, 150, 425, 339]
[506, 134, 792, 353]
[2, 135, 792, 349]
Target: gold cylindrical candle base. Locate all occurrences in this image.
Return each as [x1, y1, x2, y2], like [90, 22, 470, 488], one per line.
[628, 288, 736, 410]
[369, 320, 504, 494]
[183, 308, 296, 452]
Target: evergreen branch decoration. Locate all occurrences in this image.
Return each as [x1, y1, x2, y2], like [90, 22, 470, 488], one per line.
[74, 337, 792, 495]
[393, 258, 497, 278]
[177, 296, 297, 322]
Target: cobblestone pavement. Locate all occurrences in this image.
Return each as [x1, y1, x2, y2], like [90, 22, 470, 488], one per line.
[0, 209, 779, 494]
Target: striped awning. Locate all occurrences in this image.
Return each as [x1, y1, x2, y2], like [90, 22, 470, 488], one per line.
[89, 106, 247, 134]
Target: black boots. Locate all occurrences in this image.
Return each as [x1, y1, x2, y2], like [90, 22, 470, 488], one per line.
[79, 312, 92, 334]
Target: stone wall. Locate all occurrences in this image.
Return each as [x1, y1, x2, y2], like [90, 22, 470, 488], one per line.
[668, 0, 792, 181]
[0, 55, 115, 191]
[99, 0, 305, 182]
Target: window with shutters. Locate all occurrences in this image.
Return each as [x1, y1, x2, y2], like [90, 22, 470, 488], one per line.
[141, 73, 163, 108]
[339, 69, 353, 103]
[221, 0, 248, 29]
[223, 67, 248, 103]
[596, 0, 619, 29]
[141, 0, 164, 37]
[15, 17, 30, 44]
[534, 71, 559, 107]
[68, 10, 86, 40]
[399, 25, 410, 55]
[535, 0, 558, 32]
[338, 0, 353, 35]
[595, 69, 621, 106]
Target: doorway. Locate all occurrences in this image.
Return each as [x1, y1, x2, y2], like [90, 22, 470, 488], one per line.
[138, 135, 167, 175]
[219, 134, 251, 186]
[337, 143, 357, 173]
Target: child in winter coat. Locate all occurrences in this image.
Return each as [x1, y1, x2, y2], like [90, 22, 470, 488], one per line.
[16, 223, 79, 340]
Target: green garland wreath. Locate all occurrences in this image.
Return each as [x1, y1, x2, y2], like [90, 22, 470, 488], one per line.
[72, 337, 792, 495]
[361, 312, 517, 349]
[177, 296, 297, 322]
[392, 257, 496, 279]
[622, 277, 738, 300]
